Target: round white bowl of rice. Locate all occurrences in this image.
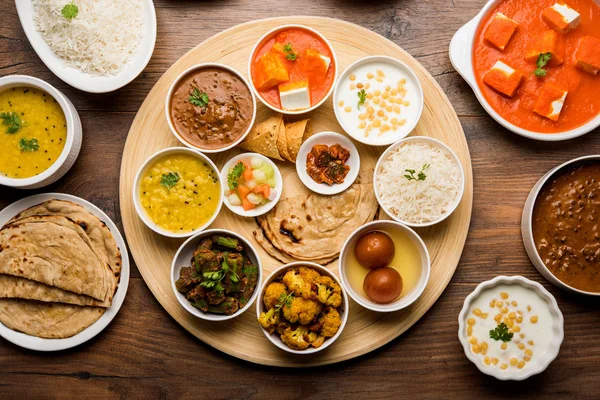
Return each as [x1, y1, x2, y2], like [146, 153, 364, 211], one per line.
[374, 136, 465, 227]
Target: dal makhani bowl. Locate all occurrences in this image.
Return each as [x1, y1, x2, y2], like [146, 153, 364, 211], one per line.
[0, 75, 82, 189]
[133, 147, 223, 238]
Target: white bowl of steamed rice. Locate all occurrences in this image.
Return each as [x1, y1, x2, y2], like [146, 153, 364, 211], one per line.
[374, 136, 464, 227]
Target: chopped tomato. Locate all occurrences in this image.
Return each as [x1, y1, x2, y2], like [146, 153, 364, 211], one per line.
[237, 185, 251, 199]
[252, 184, 271, 198]
[242, 197, 256, 211]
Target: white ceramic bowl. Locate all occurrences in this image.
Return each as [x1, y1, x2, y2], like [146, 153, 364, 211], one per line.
[220, 152, 283, 217]
[449, 0, 600, 141]
[256, 262, 349, 355]
[132, 147, 223, 238]
[373, 136, 465, 227]
[295, 131, 359, 195]
[458, 276, 564, 381]
[333, 55, 424, 146]
[339, 220, 431, 312]
[521, 155, 600, 296]
[248, 24, 338, 116]
[171, 229, 262, 322]
[165, 63, 257, 153]
[15, 0, 156, 93]
[0, 75, 82, 189]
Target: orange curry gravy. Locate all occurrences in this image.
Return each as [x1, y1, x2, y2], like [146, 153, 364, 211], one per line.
[473, 0, 600, 133]
[251, 27, 335, 109]
[532, 162, 600, 292]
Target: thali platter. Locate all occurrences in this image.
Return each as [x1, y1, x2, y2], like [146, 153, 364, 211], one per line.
[119, 16, 473, 366]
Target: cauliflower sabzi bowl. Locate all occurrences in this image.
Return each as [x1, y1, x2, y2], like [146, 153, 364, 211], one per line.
[257, 262, 348, 354]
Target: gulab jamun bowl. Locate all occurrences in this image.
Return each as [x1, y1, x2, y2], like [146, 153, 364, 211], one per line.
[339, 220, 431, 313]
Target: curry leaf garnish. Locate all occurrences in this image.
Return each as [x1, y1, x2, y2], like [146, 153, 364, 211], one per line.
[357, 89, 367, 110]
[404, 163, 430, 181]
[189, 87, 209, 107]
[283, 43, 297, 61]
[160, 172, 180, 191]
[534, 53, 552, 77]
[19, 138, 39, 152]
[489, 322, 513, 342]
[227, 161, 245, 190]
[61, 2, 79, 19]
[1, 112, 25, 134]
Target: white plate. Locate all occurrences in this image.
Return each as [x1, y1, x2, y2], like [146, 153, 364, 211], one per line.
[220, 153, 283, 217]
[295, 131, 360, 195]
[0, 193, 130, 351]
[449, 0, 600, 141]
[15, 0, 157, 93]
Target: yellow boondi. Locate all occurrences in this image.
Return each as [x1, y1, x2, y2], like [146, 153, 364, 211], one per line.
[139, 154, 220, 232]
[0, 87, 67, 178]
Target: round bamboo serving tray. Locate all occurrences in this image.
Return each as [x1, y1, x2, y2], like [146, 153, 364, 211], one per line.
[119, 16, 473, 367]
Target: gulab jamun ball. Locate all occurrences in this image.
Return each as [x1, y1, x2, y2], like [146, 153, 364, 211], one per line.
[363, 267, 403, 304]
[354, 231, 395, 269]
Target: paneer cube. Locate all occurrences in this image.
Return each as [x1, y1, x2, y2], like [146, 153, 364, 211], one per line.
[543, 2, 580, 33]
[254, 51, 289, 90]
[484, 13, 519, 51]
[483, 61, 524, 97]
[534, 84, 568, 121]
[525, 30, 564, 66]
[575, 36, 600, 75]
[279, 80, 311, 110]
[299, 49, 330, 83]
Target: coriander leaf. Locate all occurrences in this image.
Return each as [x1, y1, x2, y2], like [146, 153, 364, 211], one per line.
[417, 163, 430, 181]
[189, 87, 209, 107]
[357, 89, 367, 110]
[160, 172, 180, 191]
[19, 138, 39, 152]
[227, 161, 245, 190]
[534, 53, 552, 78]
[1, 112, 25, 134]
[489, 322, 513, 342]
[275, 292, 294, 312]
[284, 43, 297, 61]
[61, 2, 78, 19]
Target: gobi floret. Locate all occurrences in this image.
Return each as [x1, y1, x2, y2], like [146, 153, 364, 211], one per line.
[315, 275, 342, 307]
[263, 282, 288, 310]
[282, 296, 322, 325]
[258, 308, 280, 334]
[298, 267, 321, 285]
[319, 307, 342, 338]
[282, 269, 311, 299]
[280, 326, 310, 350]
[305, 331, 326, 348]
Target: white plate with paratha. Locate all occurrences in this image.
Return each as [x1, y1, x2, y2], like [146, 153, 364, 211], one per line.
[0, 193, 129, 351]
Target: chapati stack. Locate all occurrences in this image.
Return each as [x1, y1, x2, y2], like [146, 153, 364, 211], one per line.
[0, 200, 121, 338]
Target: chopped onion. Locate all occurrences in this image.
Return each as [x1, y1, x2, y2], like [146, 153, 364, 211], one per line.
[268, 189, 278, 201]
[247, 193, 263, 205]
[246, 179, 257, 189]
[250, 157, 263, 169]
[228, 193, 242, 206]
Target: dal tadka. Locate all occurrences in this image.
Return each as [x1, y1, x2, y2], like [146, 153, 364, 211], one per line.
[175, 234, 259, 315]
[0, 86, 67, 179]
[306, 143, 351, 185]
[170, 66, 254, 150]
[532, 162, 600, 292]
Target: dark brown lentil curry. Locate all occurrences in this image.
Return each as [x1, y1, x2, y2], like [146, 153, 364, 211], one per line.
[170, 67, 253, 150]
[532, 162, 600, 292]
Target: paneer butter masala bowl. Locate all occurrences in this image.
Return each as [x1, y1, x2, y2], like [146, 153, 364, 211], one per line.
[451, 0, 600, 140]
[249, 25, 338, 114]
[166, 63, 256, 153]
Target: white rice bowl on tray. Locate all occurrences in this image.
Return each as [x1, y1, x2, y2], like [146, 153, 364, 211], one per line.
[374, 136, 465, 227]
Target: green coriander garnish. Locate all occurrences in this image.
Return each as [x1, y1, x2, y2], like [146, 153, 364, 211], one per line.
[189, 87, 209, 108]
[283, 43, 297, 61]
[489, 322, 514, 342]
[275, 292, 294, 312]
[160, 172, 180, 191]
[227, 161, 245, 190]
[534, 53, 552, 77]
[357, 89, 367, 110]
[19, 138, 39, 152]
[1, 112, 25, 134]
[404, 163, 430, 181]
[61, 2, 79, 19]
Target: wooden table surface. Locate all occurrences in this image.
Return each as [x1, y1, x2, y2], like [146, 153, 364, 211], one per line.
[1, 0, 599, 398]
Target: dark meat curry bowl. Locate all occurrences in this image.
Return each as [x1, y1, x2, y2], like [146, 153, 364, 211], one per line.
[171, 229, 263, 321]
[522, 155, 600, 296]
